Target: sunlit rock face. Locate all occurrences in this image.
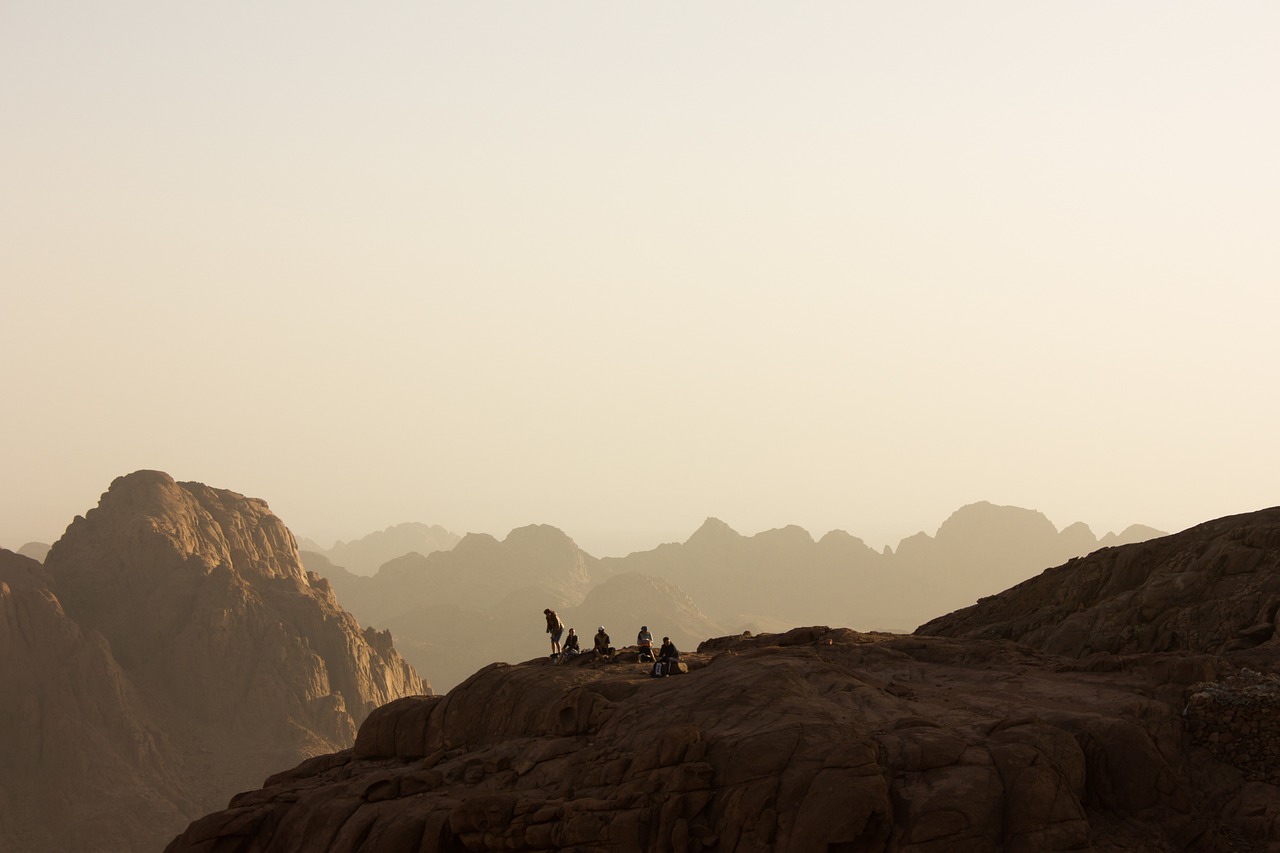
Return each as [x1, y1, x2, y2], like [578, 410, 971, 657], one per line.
[0, 471, 426, 853]
[49, 470, 424, 740]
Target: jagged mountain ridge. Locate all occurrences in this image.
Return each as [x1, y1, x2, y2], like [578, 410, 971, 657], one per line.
[314, 522, 462, 577]
[0, 471, 426, 853]
[306, 524, 725, 691]
[306, 501, 1162, 693]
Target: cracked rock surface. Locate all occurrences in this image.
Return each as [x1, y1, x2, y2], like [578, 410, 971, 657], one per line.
[167, 625, 1279, 852]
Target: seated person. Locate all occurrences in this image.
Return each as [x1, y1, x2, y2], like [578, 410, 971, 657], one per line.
[594, 626, 612, 659]
[562, 627, 580, 656]
[659, 636, 679, 662]
[637, 625, 654, 662]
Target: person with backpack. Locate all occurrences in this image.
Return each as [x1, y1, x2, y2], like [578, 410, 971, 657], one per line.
[653, 636, 680, 677]
[636, 625, 654, 662]
[544, 608, 564, 656]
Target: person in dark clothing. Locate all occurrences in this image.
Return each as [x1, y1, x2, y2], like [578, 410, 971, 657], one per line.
[562, 628, 580, 656]
[594, 626, 613, 659]
[652, 636, 681, 677]
[544, 608, 564, 656]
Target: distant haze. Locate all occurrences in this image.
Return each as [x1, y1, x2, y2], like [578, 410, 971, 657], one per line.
[3, 3, 1278, 557]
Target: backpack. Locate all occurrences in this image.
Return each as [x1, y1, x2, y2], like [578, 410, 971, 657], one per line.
[651, 660, 668, 678]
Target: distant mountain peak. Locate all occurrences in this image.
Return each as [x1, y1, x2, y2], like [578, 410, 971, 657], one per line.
[502, 523, 578, 549]
[321, 520, 460, 576]
[687, 517, 740, 545]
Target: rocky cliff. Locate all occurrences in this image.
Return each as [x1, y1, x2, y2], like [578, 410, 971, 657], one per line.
[1, 471, 425, 853]
[0, 549, 191, 852]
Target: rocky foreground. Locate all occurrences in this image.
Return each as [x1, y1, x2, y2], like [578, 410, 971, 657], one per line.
[167, 507, 1280, 852]
[166, 631, 1273, 852]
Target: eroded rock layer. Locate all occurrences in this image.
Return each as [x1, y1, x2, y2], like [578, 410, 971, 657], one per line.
[167, 627, 1279, 852]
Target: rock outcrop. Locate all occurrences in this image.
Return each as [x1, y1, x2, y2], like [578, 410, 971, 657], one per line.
[916, 506, 1280, 661]
[166, 626, 1279, 852]
[1, 471, 425, 853]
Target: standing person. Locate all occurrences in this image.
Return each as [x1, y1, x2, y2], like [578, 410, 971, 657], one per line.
[637, 625, 654, 662]
[544, 608, 564, 656]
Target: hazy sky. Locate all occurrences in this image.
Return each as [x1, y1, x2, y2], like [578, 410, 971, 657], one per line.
[3, 2, 1278, 557]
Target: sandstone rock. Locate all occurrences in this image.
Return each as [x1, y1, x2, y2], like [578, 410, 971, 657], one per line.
[0, 549, 191, 852]
[165, 629, 1278, 852]
[918, 506, 1280, 661]
[1, 471, 425, 853]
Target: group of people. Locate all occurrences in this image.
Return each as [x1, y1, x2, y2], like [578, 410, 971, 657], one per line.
[543, 608, 680, 670]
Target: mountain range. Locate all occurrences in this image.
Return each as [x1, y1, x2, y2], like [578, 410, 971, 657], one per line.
[0, 471, 1181, 850]
[305, 502, 1162, 691]
[300, 522, 461, 576]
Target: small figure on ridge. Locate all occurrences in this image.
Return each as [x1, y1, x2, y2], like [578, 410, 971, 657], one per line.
[594, 625, 613, 660]
[544, 608, 564, 657]
[562, 627, 580, 657]
[637, 625, 654, 662]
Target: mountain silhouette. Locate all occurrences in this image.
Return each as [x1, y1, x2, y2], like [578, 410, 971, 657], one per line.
[304, 503, 1163, 692]
[316, 522, 460, 576]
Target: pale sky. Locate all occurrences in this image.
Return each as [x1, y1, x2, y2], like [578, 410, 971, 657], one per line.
[3, 2, 1278, 558]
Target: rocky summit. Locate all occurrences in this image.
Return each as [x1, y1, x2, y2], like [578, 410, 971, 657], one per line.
[917, 506, 1280, 663]
[166, 506, 1280, 852]
[0, 471, 424, 853]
